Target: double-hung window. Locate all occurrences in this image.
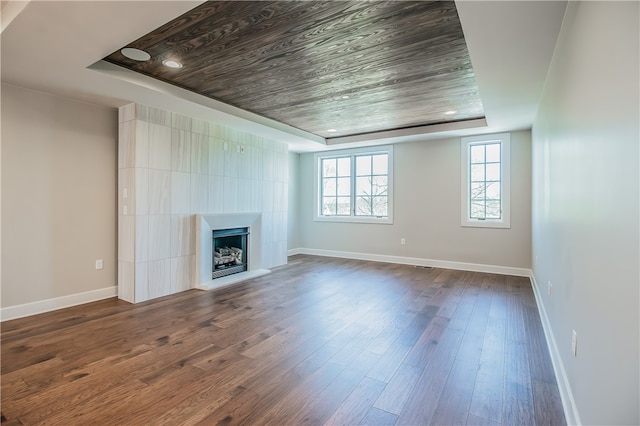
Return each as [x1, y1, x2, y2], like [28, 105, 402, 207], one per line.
[461, 133, 510, 228]
[315, 145, 393, 224]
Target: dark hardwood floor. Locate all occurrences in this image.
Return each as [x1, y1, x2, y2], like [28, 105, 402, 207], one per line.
[1, 255, 566, 425]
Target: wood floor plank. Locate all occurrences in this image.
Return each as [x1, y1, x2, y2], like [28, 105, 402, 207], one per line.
[468, 316, 506, 424]
[503, 340, 536, 425]
[324, 376, 387, 425]
[532, 378, 566, 425]
[430, 356, 479, 426]
[373, 362, 422, 415]
[0, 255, 565, 425]
[360, 406, 399, 426]
[395, 327, 465, 425]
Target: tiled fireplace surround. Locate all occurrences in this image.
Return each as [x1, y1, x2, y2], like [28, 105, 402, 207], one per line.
[118, 104, 289, 303]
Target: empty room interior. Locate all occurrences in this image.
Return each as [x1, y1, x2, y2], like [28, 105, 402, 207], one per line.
[1, 1, 638, 425]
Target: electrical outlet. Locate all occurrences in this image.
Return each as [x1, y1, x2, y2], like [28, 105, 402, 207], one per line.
[571, 330, 578, 356]
[95, 259, 104, 270]
[400, 238, 406, 245]
[547, 281, 552, 296]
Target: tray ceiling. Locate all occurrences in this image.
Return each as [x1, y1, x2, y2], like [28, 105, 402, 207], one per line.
[103, 0, 484, 140]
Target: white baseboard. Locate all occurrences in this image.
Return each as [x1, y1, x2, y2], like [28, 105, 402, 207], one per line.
[1, 286, 118, 322]
[530, 273, 581, 425]
[290, 248, 531, 277]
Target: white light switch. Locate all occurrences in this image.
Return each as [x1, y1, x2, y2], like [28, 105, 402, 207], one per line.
[123, 188, 128, 199]
[95, 259, 104, 270]
[123, 205, 128, 215]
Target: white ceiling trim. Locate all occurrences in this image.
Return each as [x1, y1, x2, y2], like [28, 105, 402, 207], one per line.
[1, 1, 567, 152]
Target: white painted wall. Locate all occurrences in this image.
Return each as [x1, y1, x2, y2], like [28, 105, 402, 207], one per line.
[1, 83, 118, 309]
[298, 131, 532, 270]
[531, 2, 639, 424]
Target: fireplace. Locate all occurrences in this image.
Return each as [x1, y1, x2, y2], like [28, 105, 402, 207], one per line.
[196, 213, 270, 291]
[212, 227, 248, 279]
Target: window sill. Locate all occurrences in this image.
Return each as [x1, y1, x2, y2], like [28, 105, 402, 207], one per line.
[461, 219, 510, 229]
[314, 215, 393, 225]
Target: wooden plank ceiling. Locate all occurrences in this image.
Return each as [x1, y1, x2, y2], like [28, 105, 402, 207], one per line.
[104, 1, 484, 139]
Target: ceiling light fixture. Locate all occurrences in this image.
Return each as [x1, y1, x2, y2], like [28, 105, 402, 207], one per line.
[120, 47, 151, 61]
[162, 60, 183, 69]
[341, 95, 350, 99]
[444, 110, 457, 115]
[327, 129, 337, 133]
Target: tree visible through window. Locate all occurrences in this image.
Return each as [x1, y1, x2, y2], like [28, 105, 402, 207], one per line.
[469, 143, 502, 219]
[355, 154, 388, 217]
[461, 133, 510, 228]
[316, 146, 393, 223]
[321, 157, 351, 215]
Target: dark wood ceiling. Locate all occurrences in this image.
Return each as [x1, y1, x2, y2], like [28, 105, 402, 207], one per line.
[104, 1, 484, 139]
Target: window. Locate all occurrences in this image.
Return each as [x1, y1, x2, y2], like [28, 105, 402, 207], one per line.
[314, 145, 393, 224]
[461, 133, 510, 228]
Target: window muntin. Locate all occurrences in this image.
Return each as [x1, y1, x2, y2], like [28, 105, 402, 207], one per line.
[461, 133, 510, 228]
[315, 146, 393, 224]
[354, 153, 388, 217]
[321, 157, 351, 215]
[469, 142, 502, 220]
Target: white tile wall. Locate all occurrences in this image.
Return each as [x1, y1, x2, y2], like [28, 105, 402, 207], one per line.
[118, 260, 134, 302]
[209, 138, 225, 176]
[134, 261, 149, 301]
[135, 168, 149, 215]
[135, 215, 149, 263]
[148, 259, 171, 299]
[135, 120, 149, 168]
[149, 107, 171, 127]
[118, 215, 135, 263]
[171, 129, 191, 172]
[148, 215, 171, 261]
[171, 255, 194, 293]
[170, 214, 194, 258]
[148, 170, 171, 215]
[149, 124, 171, 170]
[191, 134, 209, 174]
[190, 174, 208, 213]
[118, 120, 135, 169]
[118, 103, 289, 303]
[171, 172, 191, 214]
[208, 176, 224, 214]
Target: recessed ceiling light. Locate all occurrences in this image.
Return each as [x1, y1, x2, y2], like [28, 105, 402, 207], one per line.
[327, 129, 337, 133]
[444, 110, 457, 115]
[162, 60, 183, 69]
[120, 47, 151, 61]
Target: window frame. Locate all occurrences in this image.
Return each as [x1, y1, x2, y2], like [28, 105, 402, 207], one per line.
[314, 145, 394, 224]
[460, 133, 511, 229]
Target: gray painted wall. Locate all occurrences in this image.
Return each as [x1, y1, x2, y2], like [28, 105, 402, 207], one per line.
[297, 131, 532, 269]
[1, 83, 118, 307]
[531, 2, 639, 424]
